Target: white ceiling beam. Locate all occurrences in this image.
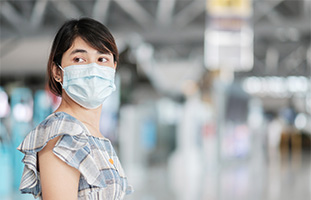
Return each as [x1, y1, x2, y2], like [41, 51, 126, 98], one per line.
[173, 0, 205, 28]
[265, 47, 279, 74]
[265, 6, 284, 25]
[156, 0, 176, 26]
[30, 0, 48, 29]
[304, 0, 311, 15]
[0, 2, 29, 32]
[254, 0, 284, 23]
[114, 0, 154, 28]
[253, 56, 266, 74]
[92, 0, 111, 25]
[51, 0, 82, 19]
[280, 45, 307, 71]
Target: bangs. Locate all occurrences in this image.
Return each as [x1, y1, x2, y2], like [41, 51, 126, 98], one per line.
[78, 31, 117, 62]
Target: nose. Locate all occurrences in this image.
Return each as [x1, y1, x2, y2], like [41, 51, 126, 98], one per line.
[88, 58, 97, 64]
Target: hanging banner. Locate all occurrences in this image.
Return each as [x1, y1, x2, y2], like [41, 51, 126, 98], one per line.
[205, 0, 253, 71]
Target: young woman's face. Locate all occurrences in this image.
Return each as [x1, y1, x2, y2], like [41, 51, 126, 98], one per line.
[61, 37, 116, 69]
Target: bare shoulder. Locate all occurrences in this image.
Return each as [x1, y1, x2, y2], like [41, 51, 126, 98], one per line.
[38, 136, 80, 200]
[39, 136, 60, 154]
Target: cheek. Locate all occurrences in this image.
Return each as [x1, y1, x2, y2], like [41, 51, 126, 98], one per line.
[106, 60, 116, 68]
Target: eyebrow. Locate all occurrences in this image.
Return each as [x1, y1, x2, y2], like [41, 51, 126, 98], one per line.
[70, 49, 109, 55]
[70, 49, 87, 55]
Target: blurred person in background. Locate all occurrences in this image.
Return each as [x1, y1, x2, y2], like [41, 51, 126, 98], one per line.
[267, 112, 284, 161]
[17, 18, 133, 200]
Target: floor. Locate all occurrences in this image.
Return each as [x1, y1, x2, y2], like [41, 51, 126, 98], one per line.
[126, 152, 310, 200]
[2, 151, 310, 200]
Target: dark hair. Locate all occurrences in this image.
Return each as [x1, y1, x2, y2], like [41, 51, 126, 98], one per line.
[47, 17, 118, 96]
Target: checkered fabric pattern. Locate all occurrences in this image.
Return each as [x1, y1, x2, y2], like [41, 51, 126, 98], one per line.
[17, 112, 133, 200]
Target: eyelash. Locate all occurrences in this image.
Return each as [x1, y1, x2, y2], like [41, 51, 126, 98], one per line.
[98, 57, 108, 62]
[72, 57, 108, 63]
[73, 57, 84, 63]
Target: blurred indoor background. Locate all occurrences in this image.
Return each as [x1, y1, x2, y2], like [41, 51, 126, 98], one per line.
[0, 0, 310, 200]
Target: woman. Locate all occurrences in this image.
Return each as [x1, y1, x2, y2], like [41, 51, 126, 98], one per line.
[17, 18, 133, 200]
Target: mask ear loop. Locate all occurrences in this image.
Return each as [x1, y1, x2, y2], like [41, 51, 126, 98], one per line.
[56, 63, 64, 87]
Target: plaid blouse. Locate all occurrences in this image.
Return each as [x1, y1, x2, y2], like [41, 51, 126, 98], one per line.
[17, 112, 133, 200]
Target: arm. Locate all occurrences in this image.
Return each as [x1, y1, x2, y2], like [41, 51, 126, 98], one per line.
[38, 136, 80, 200]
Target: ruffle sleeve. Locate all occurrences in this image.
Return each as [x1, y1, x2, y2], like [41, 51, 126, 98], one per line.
[17, 112, 108, 198]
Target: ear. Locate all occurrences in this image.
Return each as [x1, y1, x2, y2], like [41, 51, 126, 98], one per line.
[52, 63, 63, 83]
[114, 61, 117, 70]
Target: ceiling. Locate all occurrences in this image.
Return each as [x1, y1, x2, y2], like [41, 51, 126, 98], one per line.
[0, 0, 310, 80]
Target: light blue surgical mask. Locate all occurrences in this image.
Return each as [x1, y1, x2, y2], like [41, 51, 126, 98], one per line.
[58, 63, 116, 109]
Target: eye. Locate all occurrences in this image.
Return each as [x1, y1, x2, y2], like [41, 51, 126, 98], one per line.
[98, 57, 108, 63]
[73, 57, 85, 63]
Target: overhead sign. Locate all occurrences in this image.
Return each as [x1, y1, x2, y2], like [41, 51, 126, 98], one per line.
[207, 0, 252, 16]
[205, 0, 253, 72]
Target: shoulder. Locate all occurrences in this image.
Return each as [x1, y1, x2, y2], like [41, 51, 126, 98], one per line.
[17, 112, 87, 154]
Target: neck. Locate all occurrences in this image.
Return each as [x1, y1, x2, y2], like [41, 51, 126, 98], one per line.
[55, 93, 102, 131]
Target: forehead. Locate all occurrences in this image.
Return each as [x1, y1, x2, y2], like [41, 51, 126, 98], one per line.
[67, 36, 111, 55]
[68, 37, 94, 51]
